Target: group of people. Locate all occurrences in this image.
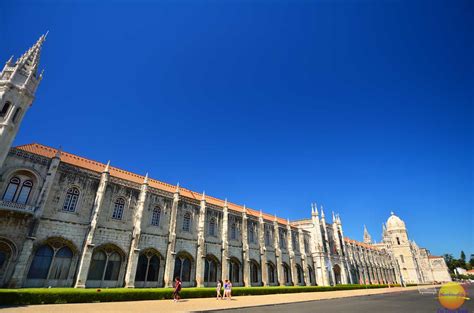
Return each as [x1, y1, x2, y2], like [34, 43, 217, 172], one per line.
[216, 279, 233, 300]
[172, 277, 233, 302]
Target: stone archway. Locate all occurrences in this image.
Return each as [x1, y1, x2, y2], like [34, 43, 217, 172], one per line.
[333, 264, 342, 285]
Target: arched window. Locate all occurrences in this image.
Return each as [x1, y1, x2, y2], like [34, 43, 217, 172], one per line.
[208, 218, 216, 236]
[304, 238, 310, 253]
[0, 102, 11, 118]
[27, 245, 53, 279]
[49, 246, 73, 280]
[151, 207, 161, 226]
[63, 187, 80, 212]
[182, 212, 191, 232]
[16, 180, 32, 204]
[250, 261, 259, 283]
[292, 233, 298, 251]
[280, 231, 286, 249]
[268, 263, 276, 284]
[27, 242, 74, 282]
[173, 254, 192, 282]
[308, 266, 314, 285]
[230, 223, 237, 240]
[249, 224, 255, 243]
[204, 256, 218, 283]
[229, 258, 240, 283]
[135, 251, 160, 282]
[283, 263, 291, 284]
[2, 177, 20, 202]
[88, 251, 106, 280]
[12, 107, 22, 123]
[265, 229, 271, 246]
[396, 237, 400, 245]
[112, 198, 125, 220]
[0, 240, 15, 286]
[104, 252, 121, 280]
[87, 247, 123, 281]
[297, 265, 303, 284]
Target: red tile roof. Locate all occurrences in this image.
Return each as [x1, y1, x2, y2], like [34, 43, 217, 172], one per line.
[15, 143, 289, 224]
[344, 237, 380, 250]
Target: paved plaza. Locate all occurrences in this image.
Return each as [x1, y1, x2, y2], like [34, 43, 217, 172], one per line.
[1, 285, 465, 313]
[209, 284, 474, 313]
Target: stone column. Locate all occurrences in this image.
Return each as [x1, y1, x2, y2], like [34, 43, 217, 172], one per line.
[241, 206, 250, 286]
[163, 185, 180, 287]
[273, 217, 284, 286]
[124, 174, 149, 288]
[74, 162, 110, 288]
[336, 215, 352, 284]
[9, 151, 61, 288]
[258, 211, 268, 286]
[332, 213, 347, 284]
[320, 208, 334, 285]
[310, 204, 327, 286]
[298, 229, 310, 286]
[286, 222, 297, 286]
[195, 192, 207, 287]
[221, 199, 229, 281]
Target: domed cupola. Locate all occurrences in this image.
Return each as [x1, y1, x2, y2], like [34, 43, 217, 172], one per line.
[386, 211, 406, 231]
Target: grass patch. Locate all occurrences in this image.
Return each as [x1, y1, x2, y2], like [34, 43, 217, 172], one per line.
[0, 284, 400, 306]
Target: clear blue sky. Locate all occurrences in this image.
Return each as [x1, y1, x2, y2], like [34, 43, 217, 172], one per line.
[1, 0, 472, 257]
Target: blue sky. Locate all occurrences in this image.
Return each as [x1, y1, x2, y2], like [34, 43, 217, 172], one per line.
[1, 0, 472, 257]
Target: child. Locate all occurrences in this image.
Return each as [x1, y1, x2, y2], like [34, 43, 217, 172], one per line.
[173, 277, 182, 302]
[216, 280, 222, 300]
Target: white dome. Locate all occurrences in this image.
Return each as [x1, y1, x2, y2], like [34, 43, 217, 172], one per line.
[386, 212, 406, 230]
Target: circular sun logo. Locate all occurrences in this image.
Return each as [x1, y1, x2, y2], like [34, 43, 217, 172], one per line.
[438, 282, 468, 310]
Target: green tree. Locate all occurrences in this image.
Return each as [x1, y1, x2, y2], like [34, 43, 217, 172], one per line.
[444, 254, 455, 272]
[470, 255, 474, 267]
[459, 251, 466, 268]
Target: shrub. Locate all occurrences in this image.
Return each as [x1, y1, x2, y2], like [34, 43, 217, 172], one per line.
[0, 284, 400, 306]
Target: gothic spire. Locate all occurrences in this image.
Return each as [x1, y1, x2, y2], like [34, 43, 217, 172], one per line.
[103, 161, 110, 173]
[16, 33, 48, 80]
[363, 225, 372, 244]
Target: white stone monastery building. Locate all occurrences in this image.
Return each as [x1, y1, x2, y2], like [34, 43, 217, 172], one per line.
[0, 35, 451, 288]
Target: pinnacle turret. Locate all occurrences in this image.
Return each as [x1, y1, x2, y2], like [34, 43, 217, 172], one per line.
[1, 33, 48, 93]
[363, 225, 372, 244]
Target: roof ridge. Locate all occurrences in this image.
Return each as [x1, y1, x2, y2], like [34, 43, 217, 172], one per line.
[13, 142, 292, 224]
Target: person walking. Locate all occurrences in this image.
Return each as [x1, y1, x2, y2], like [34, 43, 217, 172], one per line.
[173, 277, 182, 302]
[223, 280, 229, 299]
[225, 280, 232, 300]
[216, 280, 223, 300]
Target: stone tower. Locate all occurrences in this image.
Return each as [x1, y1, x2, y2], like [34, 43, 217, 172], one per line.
[385, 212, 420, 283]
[0, 34, 46, 167]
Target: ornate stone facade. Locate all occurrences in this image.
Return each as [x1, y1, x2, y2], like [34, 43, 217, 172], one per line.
[0, 35, 450, 288]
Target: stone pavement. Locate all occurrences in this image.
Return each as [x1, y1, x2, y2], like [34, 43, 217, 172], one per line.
[1, 285, 439, 313]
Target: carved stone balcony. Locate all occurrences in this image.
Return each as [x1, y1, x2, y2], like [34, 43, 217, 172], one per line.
[0, 200, 35, 214]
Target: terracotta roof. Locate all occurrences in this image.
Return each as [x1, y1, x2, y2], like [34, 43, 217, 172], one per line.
[428, 255, 443, 259]
[14, 143, 289, 224]
[344, 237, 379, 250]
